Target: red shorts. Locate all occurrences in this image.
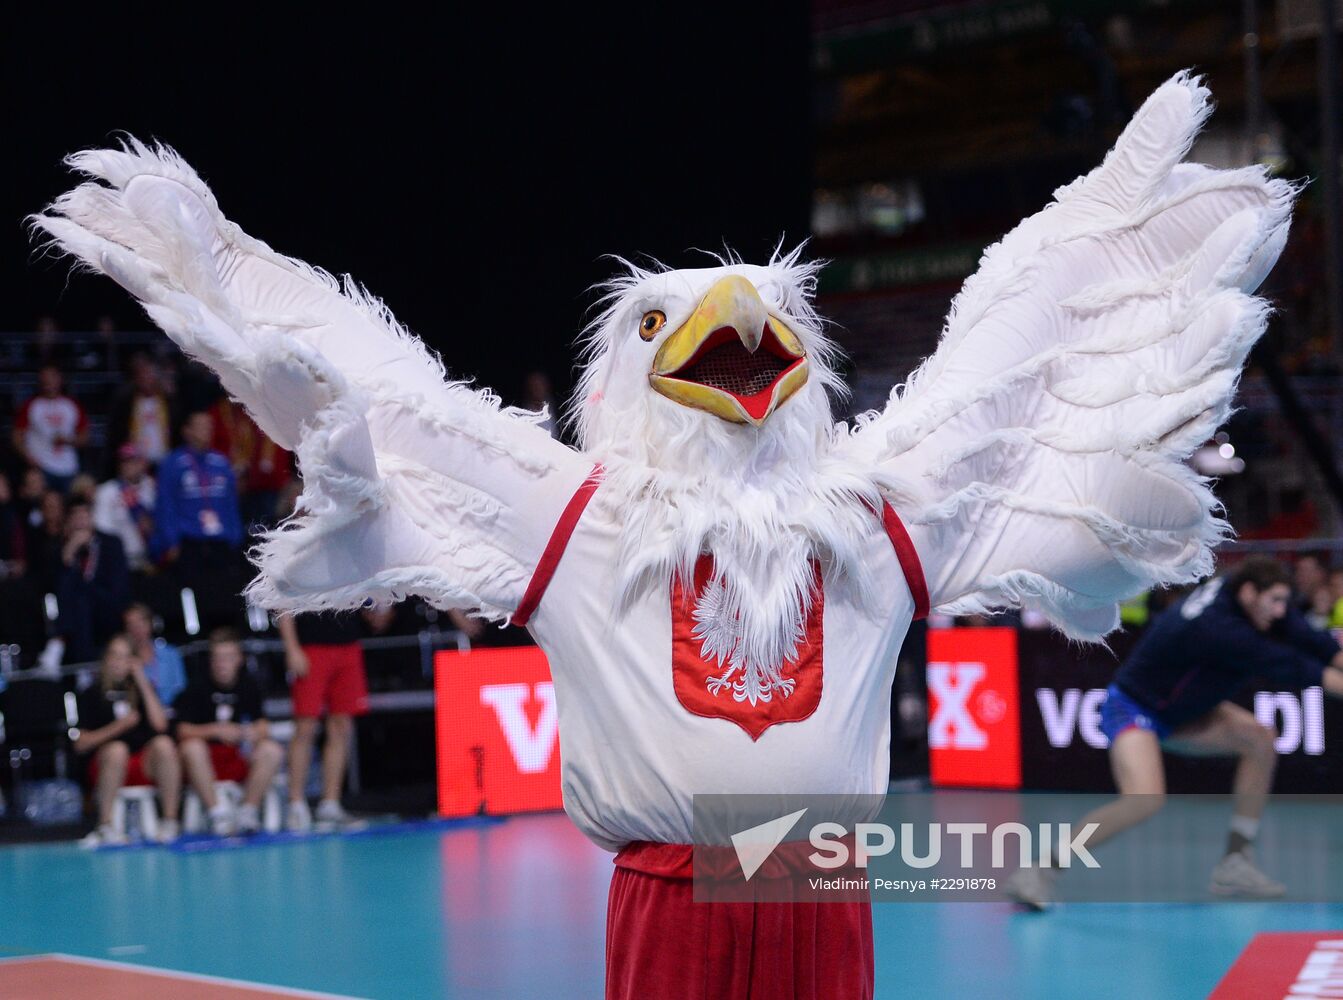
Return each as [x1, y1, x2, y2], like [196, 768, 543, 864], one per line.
[207, 742, 250, 782]
[291, 642, 369, 719]
[87, 745, 152, 787]
[606, 843, 874, 1000]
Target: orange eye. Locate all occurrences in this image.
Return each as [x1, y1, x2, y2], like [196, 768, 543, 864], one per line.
[639, 310, 667, 341]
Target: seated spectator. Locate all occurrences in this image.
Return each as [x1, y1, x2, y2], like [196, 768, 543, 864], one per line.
[0, 473, 27, 579]
[151, 410, 244, 631]
[109, 354, 175, 468]
[1295, 554, 1328, 614]
[209, 396, 292, 531]
[15, 466, 47, 527]
[25, 489, 66, 592]
[33, 315, 61, 365]
[1328, 570, 1343, 630]
[94, 444, 156, 572]
[12, 364, 88, 494]
[73, 634, 181, 846]
[55, 500, 131, 664]
[68, 473, 97, 505]
[1307, 586, 1335, 631]
[520, 370, 560, 437]
[174, 629, 282, 836]
[124, 602, 185, 707]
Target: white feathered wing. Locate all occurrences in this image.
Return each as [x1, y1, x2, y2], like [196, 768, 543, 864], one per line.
[842, 74, 1297, 638]
[34, 141, 595, 618]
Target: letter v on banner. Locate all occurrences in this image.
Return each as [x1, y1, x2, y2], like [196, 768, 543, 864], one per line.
[926, 628, 1022, 789]
[435, 648, 564, 817]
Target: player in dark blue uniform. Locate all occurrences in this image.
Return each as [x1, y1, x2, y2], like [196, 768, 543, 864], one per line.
[1008, 557, 1343, 908]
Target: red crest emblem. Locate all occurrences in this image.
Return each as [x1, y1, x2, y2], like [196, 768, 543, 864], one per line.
[670, 555, 824, 740]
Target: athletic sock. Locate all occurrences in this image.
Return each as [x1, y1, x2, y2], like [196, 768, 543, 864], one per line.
[1226, 815, 1259, 856]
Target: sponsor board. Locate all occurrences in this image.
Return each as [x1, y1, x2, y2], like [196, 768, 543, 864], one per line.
[434, 647, 563, 817]
[1014, 630, 1343, 793]
[926, 628, 1021, 789]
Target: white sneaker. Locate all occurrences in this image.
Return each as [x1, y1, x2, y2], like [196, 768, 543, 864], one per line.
[1210, 851, 1286, 899]
[156, 819, 181, 844]
[1005, 866, 1058, 911]
[287, 799, 312, 833]
[208, 804, 235, 837]
[80, 823, 128, 850]
[314, 799, 351, 831]
[234, 804, 261, 835]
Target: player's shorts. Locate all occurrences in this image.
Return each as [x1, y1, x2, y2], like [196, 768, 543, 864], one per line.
[86, 744, 152, 787]
[291, 642, 369, 719]
[1099, 683, 1172, 744]
[207, 742, 250, 782]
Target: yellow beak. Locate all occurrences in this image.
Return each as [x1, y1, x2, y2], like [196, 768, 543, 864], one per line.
[649, 275, 809, 426]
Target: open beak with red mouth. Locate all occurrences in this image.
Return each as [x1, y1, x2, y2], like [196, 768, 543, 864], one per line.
[649, 275, 809, 426]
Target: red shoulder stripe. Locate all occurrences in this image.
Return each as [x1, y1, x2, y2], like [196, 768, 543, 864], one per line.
[511, 463, 604, 626]
[880, 500, 930, 621]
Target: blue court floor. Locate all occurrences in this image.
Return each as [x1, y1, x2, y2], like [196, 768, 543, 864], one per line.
[1, 810, 1340, 998]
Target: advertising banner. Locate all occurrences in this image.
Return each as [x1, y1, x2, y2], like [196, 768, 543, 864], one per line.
[1014, 629, 1343, 793]
[926, 627, 1021, 789]
[434, 647, 563, 817]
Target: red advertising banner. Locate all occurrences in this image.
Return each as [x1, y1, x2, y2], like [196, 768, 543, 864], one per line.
[434, 647, 563, 817]
[926, 627, 1021, 789]
[1209, 933, 1343, 999]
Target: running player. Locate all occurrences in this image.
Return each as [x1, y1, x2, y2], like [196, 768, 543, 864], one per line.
[1008, 556, 1343, 909]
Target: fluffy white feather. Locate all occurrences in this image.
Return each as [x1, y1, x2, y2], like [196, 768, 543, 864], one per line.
[32, 138, 592, 619]
[840, 72, 1298, 638]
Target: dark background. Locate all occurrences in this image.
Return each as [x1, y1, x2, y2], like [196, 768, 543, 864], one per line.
[4, 6, 810, 405]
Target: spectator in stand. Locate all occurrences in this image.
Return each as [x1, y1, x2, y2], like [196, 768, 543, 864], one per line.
[124, 603, 186, 707]
[1307, 586, 1335, 631]
[1327, 570, 1343, 630]
[74, 634, 181, 846]
[152, 410, 244, 630]
[25, 489, 66, 592]
[1294, 554, 1328, 614]
[109, 354, 175, 469]
[277, 612, 369, 831]
[0, 473, 27, 579]
[13, 364, 88, 494]
[55, 499, 131, 664]
[94, 444, 156, 572]
[209, 395, 292, 530]
[33, 316, 61, 366]
[520, 370, 560, 438]
[174, 629, 283, 836]
[16, 466, 47, 527]
[68, 473, 97, 505]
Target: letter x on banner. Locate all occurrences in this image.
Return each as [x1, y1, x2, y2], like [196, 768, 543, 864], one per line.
[926, 627, 1022, 789]
[434, 647, 562, 817]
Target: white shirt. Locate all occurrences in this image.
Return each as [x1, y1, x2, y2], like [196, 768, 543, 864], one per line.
[527, 501, 915, 852]
[18, 395, 85, 477]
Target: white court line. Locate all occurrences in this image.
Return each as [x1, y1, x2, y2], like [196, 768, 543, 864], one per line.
[0, 952, 366, 999]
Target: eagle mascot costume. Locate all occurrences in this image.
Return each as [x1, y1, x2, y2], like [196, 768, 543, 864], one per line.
[35, 75, 1295, 999]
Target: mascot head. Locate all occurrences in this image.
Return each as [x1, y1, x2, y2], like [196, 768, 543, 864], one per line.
[571, 247, 846, 480]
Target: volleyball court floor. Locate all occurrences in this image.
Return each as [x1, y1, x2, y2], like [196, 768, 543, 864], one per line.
[1, 802, 1339, 998]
